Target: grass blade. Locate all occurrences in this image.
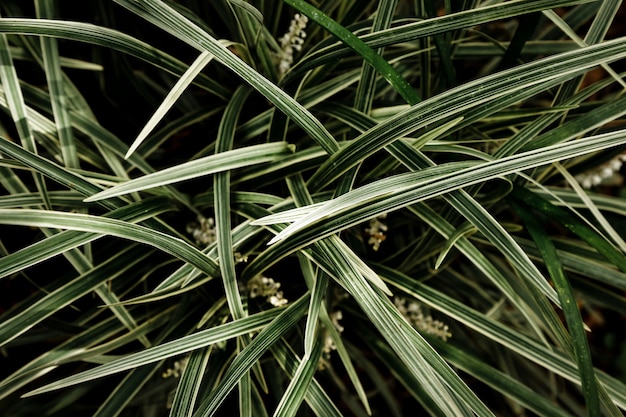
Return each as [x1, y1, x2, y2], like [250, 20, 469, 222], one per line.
[511, 186, 626, 273]
[510, 195, 602, 416]
[24, 306, 287, 396]
[306, 37, 626, 189]
[189, 294, 309, 417]
[169, 347, 213, 417]
[85, 142, 293, 202]
[0, 209, 220, 278]
[125, 50, 215, 159]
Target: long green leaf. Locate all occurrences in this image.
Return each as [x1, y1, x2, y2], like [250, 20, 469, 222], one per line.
[378, 334, 573, 417]
[24, 306, 287, 396]
[0, 209, 220, 278]
[125, 49, 216, 159]
[512, 187, 626, 273]
[0, 28, 51, 208]
[273, 336, 324, 417]
[353, 0, 399, 112]
[240, 190, 489, 415]
[0, 244, 150, 347]
[215, 86, 252, 320]
[0, 18, 229, 99]
[85, 142, 293, 202]
[93, 363, 162, 417]
[510, 196, 602, 416]
[169, 347, 213, 417]
[0, 196, 173, 282]
[270, 338, 344, 417]
[377, 264, 626, 410]
[315, 236, 492, 416]
[35, 0, 79, 169]
[0, 314, 125, 400]
[0, 136, 120, 210]
[214, 85, 254, 417]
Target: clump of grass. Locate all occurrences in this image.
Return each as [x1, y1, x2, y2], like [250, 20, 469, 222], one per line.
[0, 1, 625, 416]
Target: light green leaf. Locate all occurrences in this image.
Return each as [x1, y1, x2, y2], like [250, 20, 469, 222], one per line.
[24, 306, 287, 396]
[169, 347, 213, 417]
[85, 142, 293, 202]
[0, 209, 220, 278]
[125, 50, 216, 159]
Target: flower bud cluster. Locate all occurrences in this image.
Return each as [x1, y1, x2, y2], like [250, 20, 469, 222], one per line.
[186, 215, 216, 245]
[247, 275, 288, 307]
[277, 13, 308, 76]
[394, 296, 451, 341]
[365, 213, 388, 251]
[322, 310, 344, 355]
[162, 355, 189, 379]
[318, 309, 345, 370]
[163, 356, 189, 408]
[576, 152, 625, 189]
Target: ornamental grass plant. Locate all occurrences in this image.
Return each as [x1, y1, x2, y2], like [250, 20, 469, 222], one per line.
[0, 1, 626, 416]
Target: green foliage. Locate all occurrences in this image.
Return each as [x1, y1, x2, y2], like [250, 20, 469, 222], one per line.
[0, 0, 625, 416]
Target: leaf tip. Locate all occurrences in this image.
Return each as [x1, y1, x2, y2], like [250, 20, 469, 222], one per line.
[82, 194, 99, 203]
[267, 235, 281, 245]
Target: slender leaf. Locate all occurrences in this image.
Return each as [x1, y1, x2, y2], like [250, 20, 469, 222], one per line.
[169, 347, 213, 417]
[510, 196, 603, 416]
[0, 209, 220, 278]
[24, 306, 287, 396]
[190, 294, 309, 417]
